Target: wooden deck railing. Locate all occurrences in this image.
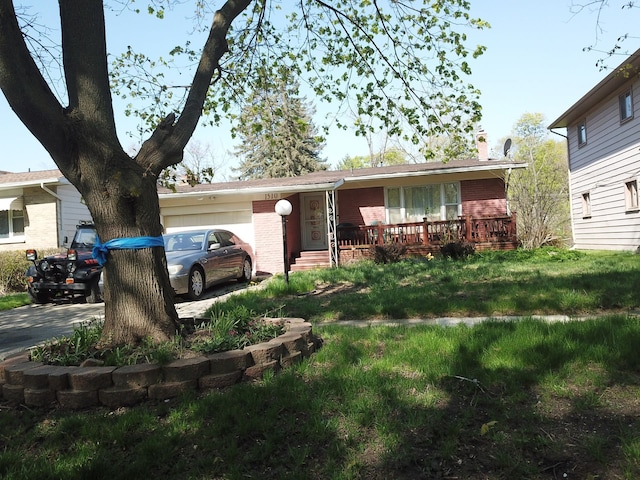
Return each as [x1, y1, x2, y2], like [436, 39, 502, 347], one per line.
[336, 214, 517, 248]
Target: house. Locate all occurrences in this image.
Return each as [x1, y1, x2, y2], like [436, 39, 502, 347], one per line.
[0, 169, 92, 252]
[158, 146, 525, 275]
[2, 135, 524, 274]
[549, 48, 640, 251]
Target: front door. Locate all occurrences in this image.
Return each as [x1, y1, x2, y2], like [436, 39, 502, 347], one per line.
[301, 193, 328, 250]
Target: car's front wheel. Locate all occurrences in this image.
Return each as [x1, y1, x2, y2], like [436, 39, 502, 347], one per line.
[85, 278, 103, 304]
[186, 266, 205, 300]
[27, 287, 50, 304]
[238, 257, 252, 283]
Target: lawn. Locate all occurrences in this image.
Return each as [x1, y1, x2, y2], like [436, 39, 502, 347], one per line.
[0, 292, 29, 311]
[2, 248, 640, 479]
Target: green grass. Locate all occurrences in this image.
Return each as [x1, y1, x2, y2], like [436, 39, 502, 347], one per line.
[213, 248, 640, 322]
[3, 248, 640, 479]
[0, 292, 29, 311]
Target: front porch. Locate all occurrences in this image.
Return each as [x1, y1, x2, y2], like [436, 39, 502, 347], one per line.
[291, 214, 519, 270]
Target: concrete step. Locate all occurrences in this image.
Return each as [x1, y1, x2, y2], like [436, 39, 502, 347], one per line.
[290, 251, 330, 271]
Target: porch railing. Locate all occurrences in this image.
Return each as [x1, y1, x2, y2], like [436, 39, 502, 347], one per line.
[336, 214, 517, 248]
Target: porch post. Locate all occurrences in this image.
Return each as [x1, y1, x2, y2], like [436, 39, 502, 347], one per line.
[326, 190, 339, 267]
[423, 218, 430, 246]
[377, 223, 384, 245]
[465, 215, 472, 242]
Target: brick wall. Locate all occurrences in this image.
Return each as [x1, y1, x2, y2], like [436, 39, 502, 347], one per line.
[461, 179, 507, 217]
[337, 187, 386, 226]
[253, 195, 300, 275]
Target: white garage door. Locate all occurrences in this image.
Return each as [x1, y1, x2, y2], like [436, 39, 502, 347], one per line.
[163, 210, 254, 252]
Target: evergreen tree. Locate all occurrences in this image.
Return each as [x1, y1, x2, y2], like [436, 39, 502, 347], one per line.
[233, 67, 327, 180]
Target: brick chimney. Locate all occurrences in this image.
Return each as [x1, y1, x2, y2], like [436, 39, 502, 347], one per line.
[476, 129, 489, 161]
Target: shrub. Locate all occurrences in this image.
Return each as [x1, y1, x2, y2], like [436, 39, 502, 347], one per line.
[0, 248, 65, 295]
[370, 243, 407, 264]
[0, 250, 31, 294]
[440, 241, 476, 260]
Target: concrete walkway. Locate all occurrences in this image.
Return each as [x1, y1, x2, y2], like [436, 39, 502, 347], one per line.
[0, 283, 251, 360]
[318, 314, 591, 328]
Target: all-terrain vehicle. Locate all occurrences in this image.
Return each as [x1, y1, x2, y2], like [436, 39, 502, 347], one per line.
[25, 223, 103, 304]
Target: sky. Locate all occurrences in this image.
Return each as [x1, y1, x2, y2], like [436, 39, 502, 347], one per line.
[1, 1, 639, 176]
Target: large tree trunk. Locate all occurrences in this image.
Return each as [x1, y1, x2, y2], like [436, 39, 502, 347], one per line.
[76, 146, 179, 346]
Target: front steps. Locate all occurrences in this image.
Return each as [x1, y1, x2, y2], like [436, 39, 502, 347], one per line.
[290, 250, 331, 271]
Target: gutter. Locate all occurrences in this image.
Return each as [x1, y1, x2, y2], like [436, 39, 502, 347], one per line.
[40, 182, 63, 200]
[40, 183, 64, 248]
[549, 128, 568, 139]
[0, 177, 69, 189]
[158, 182, 339, 199]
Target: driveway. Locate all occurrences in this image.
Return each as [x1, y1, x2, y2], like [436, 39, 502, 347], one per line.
[0, 279, 264, 360]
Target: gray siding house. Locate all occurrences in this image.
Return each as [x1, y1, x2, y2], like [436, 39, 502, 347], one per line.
[0, 169, 92, 252]
[550, 48, 640, 251]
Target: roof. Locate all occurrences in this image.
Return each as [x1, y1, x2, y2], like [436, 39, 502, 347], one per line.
[0, 158, 525, 198]
[158, 158, 525, 198]
[549, 48, 640, 129]
[0, 169, 68, 188]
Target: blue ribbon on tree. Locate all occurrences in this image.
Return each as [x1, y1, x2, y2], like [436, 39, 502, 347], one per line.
[92, 236, 165, 266]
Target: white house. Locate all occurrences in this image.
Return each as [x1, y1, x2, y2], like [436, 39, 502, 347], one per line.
[0, 169, 92, 252]
[549, 49, 640, 251]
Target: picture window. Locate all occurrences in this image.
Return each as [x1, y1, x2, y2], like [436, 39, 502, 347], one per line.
[386, 183, 461, 223]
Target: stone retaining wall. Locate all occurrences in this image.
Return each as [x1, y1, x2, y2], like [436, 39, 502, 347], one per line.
[0, 318, 320, 409]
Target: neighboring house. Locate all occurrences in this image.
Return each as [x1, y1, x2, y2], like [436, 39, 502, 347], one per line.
[158, 143, 525, 275]
[0, 169, 92, 252]
[549, 48, 640, 251]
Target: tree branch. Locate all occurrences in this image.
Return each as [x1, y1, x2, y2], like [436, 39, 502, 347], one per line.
[0, 0, 67, 161]
[137, 0, 253, 174]
[59, 0, 118, 141]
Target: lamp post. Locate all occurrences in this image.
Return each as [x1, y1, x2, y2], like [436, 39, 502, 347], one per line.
[275, 199, 293, 283]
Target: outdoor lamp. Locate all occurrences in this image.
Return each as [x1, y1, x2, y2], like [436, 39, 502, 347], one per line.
[275, 199, 293, 283]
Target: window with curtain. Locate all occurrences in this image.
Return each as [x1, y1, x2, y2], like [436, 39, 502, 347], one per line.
[386, 183, 461, 223]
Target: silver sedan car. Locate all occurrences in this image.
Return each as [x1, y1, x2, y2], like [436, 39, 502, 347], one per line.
[164, 229, 253, 300]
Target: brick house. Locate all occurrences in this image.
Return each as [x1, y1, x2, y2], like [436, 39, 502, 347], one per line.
[0, 169, 92, 252]
[158, 157, 525, 275]
[1, 154, 524, 274]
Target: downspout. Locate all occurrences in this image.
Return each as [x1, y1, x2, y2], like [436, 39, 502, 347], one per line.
[504, 168, 512, 216]
[40, 183, 64, 247]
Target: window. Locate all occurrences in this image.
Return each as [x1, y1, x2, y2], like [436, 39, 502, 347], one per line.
[577, 120, 587, 146]
[625, 180, 639, 211]
[386, 183, 461, 223]
[582, 192, 591, 218]
[0, 209, 25, 241]
[620, 89, 634, 122]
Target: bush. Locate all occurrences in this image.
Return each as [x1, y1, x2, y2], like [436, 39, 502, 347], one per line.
[0, 247, 64, 295]
[370, 243, 407, 264]
[0, 250, 31, 294]
[440, 241, 475, 260]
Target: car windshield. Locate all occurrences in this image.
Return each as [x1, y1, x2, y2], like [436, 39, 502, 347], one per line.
[164, 232, 205, 252]
[72, 228, 98, 247]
